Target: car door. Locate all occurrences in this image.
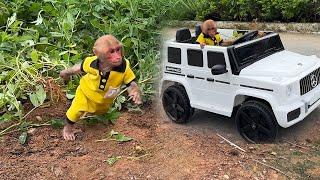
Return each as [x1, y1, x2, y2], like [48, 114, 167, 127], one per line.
[186, 47, 236, 116]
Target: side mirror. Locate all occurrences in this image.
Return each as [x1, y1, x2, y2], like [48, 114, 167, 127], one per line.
[211, 64, 228, 75]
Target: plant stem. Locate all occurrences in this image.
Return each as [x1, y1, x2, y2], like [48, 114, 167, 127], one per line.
[22, 106, 38, 120]
[0, 122, 21, 136]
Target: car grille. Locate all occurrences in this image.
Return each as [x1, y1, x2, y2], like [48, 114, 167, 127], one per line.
[300, 67, 320, 95]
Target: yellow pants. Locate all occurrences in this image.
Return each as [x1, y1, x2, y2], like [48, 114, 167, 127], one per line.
[66, 87, 112, 122]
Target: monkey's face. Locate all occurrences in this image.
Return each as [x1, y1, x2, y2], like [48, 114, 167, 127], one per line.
[100, 45, 123, 67]
[202, 20, 217, 38]
[207, 24, 217, 38]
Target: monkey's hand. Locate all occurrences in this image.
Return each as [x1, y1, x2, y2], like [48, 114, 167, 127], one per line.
[200, 42, 206, 49]
[60, 70, 71, 81]
[59, 64, 82, 81]
[63, 123, 82, 141]
[127, 81, 142, 105]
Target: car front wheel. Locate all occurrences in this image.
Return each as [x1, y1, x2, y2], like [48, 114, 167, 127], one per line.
[235, 100, 278, 143]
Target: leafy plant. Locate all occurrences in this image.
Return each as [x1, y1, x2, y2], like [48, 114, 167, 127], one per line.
[177, 0, 320, 22]
[1, 0, 184, 133]
[106, 156, 122, 166]
[83, 108, 120, 125]
[109, 129, 133, 142]
[96, 129, 133, 143]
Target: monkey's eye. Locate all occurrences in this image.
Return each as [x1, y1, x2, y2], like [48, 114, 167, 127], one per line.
[115, 46, 121, 52]
[109, 46, 122, 53]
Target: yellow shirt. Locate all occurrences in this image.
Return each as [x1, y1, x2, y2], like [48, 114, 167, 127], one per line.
[79, 56, 136, 104]
[196, 33, 223, 46]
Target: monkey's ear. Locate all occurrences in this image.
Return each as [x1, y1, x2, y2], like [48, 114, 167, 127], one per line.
[93, 47, 99, 56]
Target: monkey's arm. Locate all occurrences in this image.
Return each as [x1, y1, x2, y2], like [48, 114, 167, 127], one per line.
[220, 39, 234, 46]
[59, 64, 82, 81]
[127, 81, 142, 105]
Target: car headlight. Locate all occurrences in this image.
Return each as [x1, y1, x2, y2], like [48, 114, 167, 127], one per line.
[286, 84, 294, 97]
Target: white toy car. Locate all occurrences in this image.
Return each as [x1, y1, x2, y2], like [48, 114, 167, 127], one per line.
[160, 27, 320, 143]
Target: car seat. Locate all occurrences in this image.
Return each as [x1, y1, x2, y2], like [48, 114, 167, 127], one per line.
[195, 24, 202, 38]
[176, 28, 192, 43]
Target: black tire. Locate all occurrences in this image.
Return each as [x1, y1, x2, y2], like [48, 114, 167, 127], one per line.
[162, 85, 192, 123]
[175, 85, 195, 117]
[235, 100, 278, 143]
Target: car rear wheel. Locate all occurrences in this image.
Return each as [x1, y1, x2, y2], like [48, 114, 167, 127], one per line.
[162, 85, 192, 123]
[235, 100, 278, 143]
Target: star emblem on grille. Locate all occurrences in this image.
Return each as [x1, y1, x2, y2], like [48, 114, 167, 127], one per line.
[310, 74, 318, 88]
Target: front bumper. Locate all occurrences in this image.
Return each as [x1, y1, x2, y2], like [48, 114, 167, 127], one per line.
[273, 86, 320, 128]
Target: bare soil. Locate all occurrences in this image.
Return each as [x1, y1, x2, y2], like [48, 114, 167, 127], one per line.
[0, 82, 320, 179]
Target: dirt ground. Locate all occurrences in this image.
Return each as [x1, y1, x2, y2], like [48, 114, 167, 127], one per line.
[1, 94, 320, 180]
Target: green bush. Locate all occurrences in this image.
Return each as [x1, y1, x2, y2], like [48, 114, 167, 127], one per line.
[0, 0, 180, 122]
[178, 0, 320, 22]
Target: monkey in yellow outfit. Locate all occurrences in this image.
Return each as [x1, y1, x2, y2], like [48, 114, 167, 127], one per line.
[60, 35, 142, 141]
[196, 19, 234, 48]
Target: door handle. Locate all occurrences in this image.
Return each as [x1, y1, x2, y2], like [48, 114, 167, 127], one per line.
[187, 74, 194, 78]
[207, 78, 214, 82]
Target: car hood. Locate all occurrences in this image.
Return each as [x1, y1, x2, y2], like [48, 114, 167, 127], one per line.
[240, 50, 319, 78]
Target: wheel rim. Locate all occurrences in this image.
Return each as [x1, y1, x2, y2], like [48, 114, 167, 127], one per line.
[163, 89, 185, 121]
[238, 108, 274, 143]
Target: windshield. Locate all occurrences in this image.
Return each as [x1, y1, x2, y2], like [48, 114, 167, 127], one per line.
[228, 33, 284, 75]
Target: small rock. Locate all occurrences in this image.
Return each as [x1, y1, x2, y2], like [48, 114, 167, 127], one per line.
[53, 166, 63, 177]
[270, 151, 277, 156]
[28, 128, 36, 134]
[36, 116, 42, 121]
[146, 175, 151, 179]
[223, 174, 230, 179]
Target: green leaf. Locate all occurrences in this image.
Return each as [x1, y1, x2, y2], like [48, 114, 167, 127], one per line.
[109, 130, 133, 142]
[30, 50, 39, 63]
[29, 85, 46, 107]
[50, 32, 64, 37]
[31, 10, 43, 25]
[66, 89, 75, 100]
[106, 156, 121, 166]
[115, 133, 133, 142]
[50, 119, 65, 129]
[7, 13, 16, 28]
[69, 50, 78, 55]
[59, 51, 69, 56]
[35, 85, 46, 105]
[105, 110, 120, 124]
[19, 132, 28, 144]
[29, 93, 39, 107]
[66, 93, 75, 99]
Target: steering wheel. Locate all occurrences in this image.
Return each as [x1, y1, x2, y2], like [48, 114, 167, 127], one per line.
[232, 30, 259, 45]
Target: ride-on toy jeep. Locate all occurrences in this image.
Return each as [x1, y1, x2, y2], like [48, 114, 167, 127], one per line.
[160, 27, 320, 143]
